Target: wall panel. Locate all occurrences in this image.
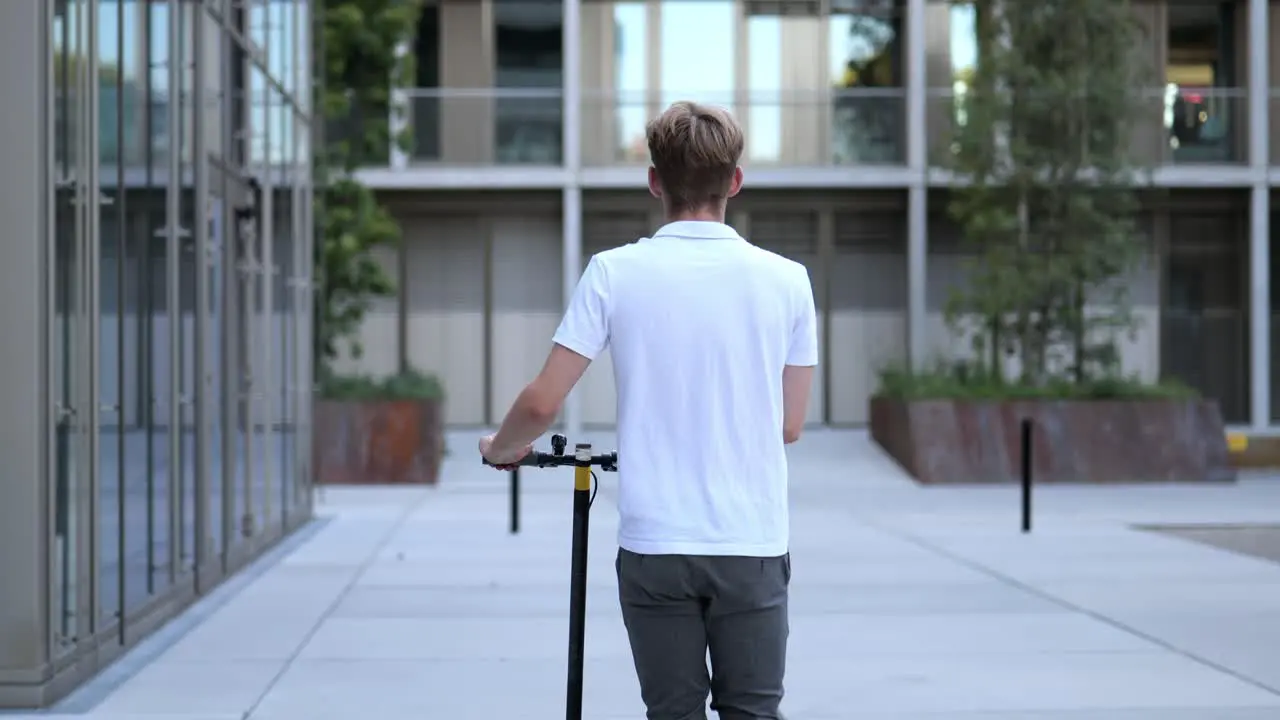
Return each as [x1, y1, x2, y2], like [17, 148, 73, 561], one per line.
[404, 216, 486, 425]
[830, 211, 906, 424]
[490, 215, 563, 422]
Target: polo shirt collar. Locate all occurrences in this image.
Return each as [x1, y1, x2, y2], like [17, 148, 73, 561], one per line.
[651, 220, 743, 241]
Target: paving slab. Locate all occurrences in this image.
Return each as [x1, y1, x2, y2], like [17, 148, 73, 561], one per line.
[45, 429, 1280, 718]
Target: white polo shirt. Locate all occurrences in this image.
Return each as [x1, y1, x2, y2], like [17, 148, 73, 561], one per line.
[551, 220, 819, 557]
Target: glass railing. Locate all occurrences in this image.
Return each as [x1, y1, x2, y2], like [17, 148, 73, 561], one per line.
[382, 85, 1260, 171]
[403, 88, 564, 165]
[1162, 87, 1246, 164]
[927, 86, 1248, 169]
[387, 87, 909, 168]
[580, 89, 907, 167]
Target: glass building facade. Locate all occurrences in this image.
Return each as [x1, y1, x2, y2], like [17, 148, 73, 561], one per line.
[0, 0, 314, 707]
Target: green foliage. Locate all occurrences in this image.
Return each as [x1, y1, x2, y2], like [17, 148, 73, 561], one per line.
[315, 0, 421, 374]
[319, 367, 445, 402]
[939, 0, 1155, 389]
[876, 363, 1198, 402]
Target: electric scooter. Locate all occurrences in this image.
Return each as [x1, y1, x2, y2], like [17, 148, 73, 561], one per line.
[485, 434, 618, 720]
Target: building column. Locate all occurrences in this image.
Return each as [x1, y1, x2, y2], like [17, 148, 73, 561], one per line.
[1249, 0, 1270, 429]
[905, 0, 928, 370]
[562, 0, 584, 436]
[0, 0, 50, 698]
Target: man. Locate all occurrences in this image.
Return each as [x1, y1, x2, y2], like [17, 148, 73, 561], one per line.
[480, 100, 818, 720]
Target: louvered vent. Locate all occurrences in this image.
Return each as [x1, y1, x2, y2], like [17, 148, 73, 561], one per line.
[832, 211, 906, 310]
[749, 212, 819, 260]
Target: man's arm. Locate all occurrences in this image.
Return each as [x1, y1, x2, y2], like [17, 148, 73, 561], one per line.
[487, 345, 591, 459]
[783, 266, 819, 444]
[484, 257, 610, 463]
[782, 365, 814, 444]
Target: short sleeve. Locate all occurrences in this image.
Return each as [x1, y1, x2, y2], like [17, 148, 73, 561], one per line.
[552, 255, 610, 360]
[787, 266, 819, 367]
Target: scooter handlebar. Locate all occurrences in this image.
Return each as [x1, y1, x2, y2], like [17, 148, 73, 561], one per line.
[482, 451, 618, 471]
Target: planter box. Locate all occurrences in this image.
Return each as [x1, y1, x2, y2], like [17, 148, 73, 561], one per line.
[313, 398, 444, 485]
[869, 397, 1235, 485]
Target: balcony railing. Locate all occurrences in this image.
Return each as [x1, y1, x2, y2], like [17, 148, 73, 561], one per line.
[926, 86, 1248, 169]
[385, 86, 1263, 171]
[580, 89, 907, 167]
[395, 87, 907, 168]
[402, 88, 564, 166]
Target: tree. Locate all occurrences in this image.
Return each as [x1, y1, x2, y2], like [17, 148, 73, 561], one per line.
[942, 0, 1153, 386]
[315, 0, 420, 376]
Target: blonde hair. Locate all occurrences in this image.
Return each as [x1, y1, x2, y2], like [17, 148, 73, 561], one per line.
[645, 101, 744, 213]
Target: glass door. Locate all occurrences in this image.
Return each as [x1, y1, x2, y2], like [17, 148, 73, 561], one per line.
[51, 0, 104, 651]
[230, 174, 264, 546]
[51, 0, 88, 656]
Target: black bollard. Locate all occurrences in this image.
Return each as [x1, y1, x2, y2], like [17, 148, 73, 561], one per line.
[510, 467, 520, 534]
[1020, 418, 1033, 533]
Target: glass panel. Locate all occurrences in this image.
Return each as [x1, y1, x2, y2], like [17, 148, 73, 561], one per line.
[111, 0, 158, 617]
[924, 1, 977, 166]
[140, 0, 173, 602]
[293, 120, 310, 511]
[208, 182, 226, 558]
[613, 2, 647, 162]
[268, 0, 294, 99]
[98, 0, 125, 629]
[51, 0, 84, 655]
[746, 16, 782, 163]
[495, 0, 563, 163]
[1165, 1, 1241, 163]
[232, 170, 261, 541]
[273, 108, 296, 525]
[830, 2, 904, 164]
[172, 0, 198, 575]
[660, 1, 734, 106]
[411, 3, 439, 160]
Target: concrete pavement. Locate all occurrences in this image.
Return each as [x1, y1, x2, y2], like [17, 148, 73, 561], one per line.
[21, 429, 1280, 719]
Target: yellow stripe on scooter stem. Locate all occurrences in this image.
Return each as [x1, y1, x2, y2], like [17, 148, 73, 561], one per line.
[574, 465, 591, 492]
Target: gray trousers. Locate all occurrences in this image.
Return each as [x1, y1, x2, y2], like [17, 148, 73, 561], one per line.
[616, 548, 790, 720]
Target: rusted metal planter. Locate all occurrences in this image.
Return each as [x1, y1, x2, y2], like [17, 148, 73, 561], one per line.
[869, 397, 1235, 485]
[313, 398, 444, 485]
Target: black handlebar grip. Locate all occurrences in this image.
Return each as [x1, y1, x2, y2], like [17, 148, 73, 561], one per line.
[482, 452, 540, 467]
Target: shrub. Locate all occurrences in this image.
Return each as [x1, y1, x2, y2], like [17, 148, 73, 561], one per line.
[318, 367, 444, 402]
[875, 362, 1198, 401]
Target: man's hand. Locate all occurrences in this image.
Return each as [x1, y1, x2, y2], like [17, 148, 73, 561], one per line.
[479, 434, 533, 470]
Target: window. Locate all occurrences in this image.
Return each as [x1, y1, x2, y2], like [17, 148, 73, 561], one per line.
[747, 15, 783, 162]
[494, 0, 563, 163]
[1165, 1, 1237, 162]
[830, 0, 904, 163]
[613, 2, 648, 161]
[660, 0, 734, 107]
[411, 3, 440, 161]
